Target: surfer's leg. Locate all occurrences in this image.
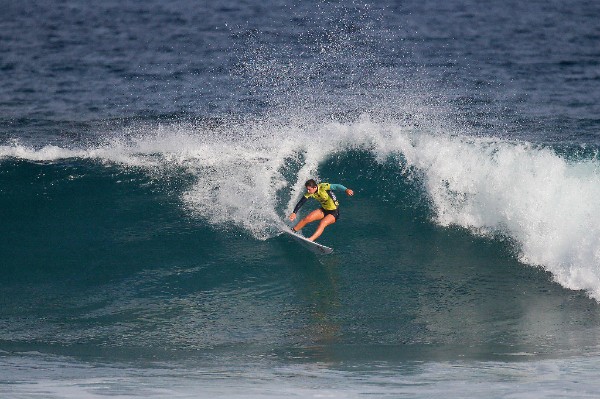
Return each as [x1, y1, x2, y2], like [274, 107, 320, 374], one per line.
[293, 209, 324, 232]
[308, 214, 336, 241]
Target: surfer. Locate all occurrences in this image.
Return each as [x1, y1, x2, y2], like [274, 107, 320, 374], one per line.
[289, 179, 354, 242]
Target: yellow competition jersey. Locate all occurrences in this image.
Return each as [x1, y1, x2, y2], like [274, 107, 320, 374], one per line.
[304, 183, 339, 211]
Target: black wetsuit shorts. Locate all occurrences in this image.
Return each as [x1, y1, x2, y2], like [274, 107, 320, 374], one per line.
[321, 207, 340, 221]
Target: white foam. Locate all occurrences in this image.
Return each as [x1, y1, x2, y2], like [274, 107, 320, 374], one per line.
[386, 132, 600, 299]
[0, 143, 85, 161]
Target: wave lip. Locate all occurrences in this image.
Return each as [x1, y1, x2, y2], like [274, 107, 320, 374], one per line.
[401, 134, 600, 299]
[0, 142, 86, 162]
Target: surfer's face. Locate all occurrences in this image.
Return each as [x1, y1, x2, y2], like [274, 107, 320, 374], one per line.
[306, 185, 317, 194]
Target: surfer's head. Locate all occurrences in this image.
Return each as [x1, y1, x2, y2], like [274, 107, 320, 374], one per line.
[305, 179, 318, 194]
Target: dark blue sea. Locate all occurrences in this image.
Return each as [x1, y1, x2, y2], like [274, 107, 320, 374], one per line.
[2, 0, 600, 397]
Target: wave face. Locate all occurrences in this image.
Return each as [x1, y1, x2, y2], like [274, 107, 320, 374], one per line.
[2, 115, 600, 302]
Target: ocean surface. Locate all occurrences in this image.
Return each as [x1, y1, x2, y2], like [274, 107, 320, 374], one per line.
[2, 0, 600, 397]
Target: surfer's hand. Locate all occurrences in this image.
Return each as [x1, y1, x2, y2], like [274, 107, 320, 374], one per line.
[289, 213, 296, 221]
[346, 188, 354, 196]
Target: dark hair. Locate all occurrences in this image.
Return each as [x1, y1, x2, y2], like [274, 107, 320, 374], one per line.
[305, 179, 317, 188]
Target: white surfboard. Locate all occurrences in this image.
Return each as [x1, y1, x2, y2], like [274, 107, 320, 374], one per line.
[282, 225, 333, 255]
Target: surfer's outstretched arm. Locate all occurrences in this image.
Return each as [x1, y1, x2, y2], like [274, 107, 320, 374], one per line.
[330, 183, 354, 196]
[289, 196, 308, 221]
